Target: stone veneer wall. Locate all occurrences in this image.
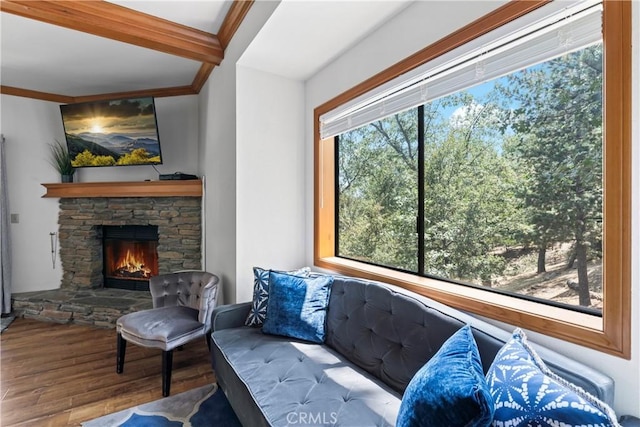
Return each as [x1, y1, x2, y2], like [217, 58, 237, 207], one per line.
[58, 197, 201, 290]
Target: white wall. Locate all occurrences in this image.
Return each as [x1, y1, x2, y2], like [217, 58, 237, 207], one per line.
[76, 96, 201, 182]
[1, 96, 64, 292]
[0, 94, 200, 293]
[235, 65, 306, 303]
[198, 1, 279, 304]
[198, 64, 238, 304]
[303, 0, 640, 418]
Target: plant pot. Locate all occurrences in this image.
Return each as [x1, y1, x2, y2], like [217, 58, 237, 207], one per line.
[61, 174, 74, 183]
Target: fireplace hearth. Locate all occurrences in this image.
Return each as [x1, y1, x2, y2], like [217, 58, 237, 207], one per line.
[103, 225, 159, 291]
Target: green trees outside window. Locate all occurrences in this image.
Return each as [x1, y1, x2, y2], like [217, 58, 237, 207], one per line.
[337, 44, 603, 313]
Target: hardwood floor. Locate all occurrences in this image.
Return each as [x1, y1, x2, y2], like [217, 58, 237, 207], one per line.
[1, 318, 216, 426]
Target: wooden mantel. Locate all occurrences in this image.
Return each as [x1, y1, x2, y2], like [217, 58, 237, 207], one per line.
[42, 180, 202, 198]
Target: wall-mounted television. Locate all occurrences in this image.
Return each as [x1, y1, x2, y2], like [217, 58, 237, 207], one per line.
[60, 96, 163, 167]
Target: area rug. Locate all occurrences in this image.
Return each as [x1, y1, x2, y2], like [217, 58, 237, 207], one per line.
[82, 384, 241, 427]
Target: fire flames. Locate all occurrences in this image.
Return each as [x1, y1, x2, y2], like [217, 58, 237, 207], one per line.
[112, 248, 152, 279]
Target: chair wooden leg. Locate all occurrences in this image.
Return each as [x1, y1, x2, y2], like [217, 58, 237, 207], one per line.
[116, 333, 126, 374]
[162, 350, 173, 397]
[206, 333, 212, 352]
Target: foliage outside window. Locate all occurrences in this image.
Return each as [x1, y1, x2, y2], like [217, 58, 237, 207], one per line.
[338, 44, 603, 314]
[314, 0, 630, 358]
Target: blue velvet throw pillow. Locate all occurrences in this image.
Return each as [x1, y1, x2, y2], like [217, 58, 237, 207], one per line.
[486, 329, 620, 427]
[262, 271, 334, 343]
[396, 325, 494, 427]
[245, 266, 310, 327]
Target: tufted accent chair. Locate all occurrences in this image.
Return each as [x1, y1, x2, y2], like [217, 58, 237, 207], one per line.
[116, 271, 221, 396]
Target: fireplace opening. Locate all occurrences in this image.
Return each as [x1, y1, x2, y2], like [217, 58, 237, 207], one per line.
[103, 225, 159, 291]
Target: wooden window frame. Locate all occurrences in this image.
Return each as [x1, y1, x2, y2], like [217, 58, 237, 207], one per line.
[314, 0, 631, 358]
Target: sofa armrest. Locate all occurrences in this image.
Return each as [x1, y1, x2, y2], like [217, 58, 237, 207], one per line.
[620, 415, 640, 427]
[211, 302, 252, 331]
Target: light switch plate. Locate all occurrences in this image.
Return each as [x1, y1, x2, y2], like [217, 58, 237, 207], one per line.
[10, 213, 19, 224]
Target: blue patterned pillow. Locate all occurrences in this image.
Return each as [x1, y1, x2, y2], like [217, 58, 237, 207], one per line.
[486, 329, 620, 427]
[397, 324, 494, 427]
[245, 266, 310, 327]
[262, 271, 334, 343]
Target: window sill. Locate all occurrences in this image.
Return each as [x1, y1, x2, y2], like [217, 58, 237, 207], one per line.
[315, 256, 624, 356]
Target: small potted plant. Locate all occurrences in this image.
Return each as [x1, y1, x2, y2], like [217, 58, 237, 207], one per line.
[48, 140, 75, 182]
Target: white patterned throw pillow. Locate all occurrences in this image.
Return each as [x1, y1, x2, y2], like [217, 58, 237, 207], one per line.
[486, 328, 620, 427]
[244, 266, 310, 327]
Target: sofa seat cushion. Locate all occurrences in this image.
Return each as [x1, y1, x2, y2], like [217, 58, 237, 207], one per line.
[212, 327, 401, 427]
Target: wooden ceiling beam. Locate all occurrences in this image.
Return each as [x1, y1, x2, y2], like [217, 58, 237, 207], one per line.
[218, 0, 254, 50]
[0, 0, 224, 65]
[191, 0, 254, 93]
[0, 86, 74, 104]
[192, 63, 216, 94]
[0, 84, 196, 103]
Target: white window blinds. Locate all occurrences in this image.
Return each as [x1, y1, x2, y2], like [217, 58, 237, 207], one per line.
[319, 0, 602, 140]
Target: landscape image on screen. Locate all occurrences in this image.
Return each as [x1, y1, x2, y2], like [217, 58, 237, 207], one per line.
[60, 97, 162, 167]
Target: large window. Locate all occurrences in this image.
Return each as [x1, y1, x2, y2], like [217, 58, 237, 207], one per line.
[315, 0, 631, 357]
[338, 43, 604, 314]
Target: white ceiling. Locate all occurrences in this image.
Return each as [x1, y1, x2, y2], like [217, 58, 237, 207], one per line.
[240, 0, 412, 81]
[0, 1, 413, 99]
[1, 12, 202, 96]
[109, 1, 232, 33]
[0, 2, 233, 97]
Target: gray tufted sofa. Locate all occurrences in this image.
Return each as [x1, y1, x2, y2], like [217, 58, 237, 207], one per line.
[210, 274, 638, 426]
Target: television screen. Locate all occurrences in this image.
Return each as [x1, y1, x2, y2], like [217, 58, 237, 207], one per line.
[60, 96, 163, 167]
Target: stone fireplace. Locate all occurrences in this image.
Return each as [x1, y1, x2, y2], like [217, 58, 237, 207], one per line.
[11, 180, 203, 326]
[58, 196, 201, 290]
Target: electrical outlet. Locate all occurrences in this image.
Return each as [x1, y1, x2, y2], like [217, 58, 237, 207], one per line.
[10, 214, 19, 224]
